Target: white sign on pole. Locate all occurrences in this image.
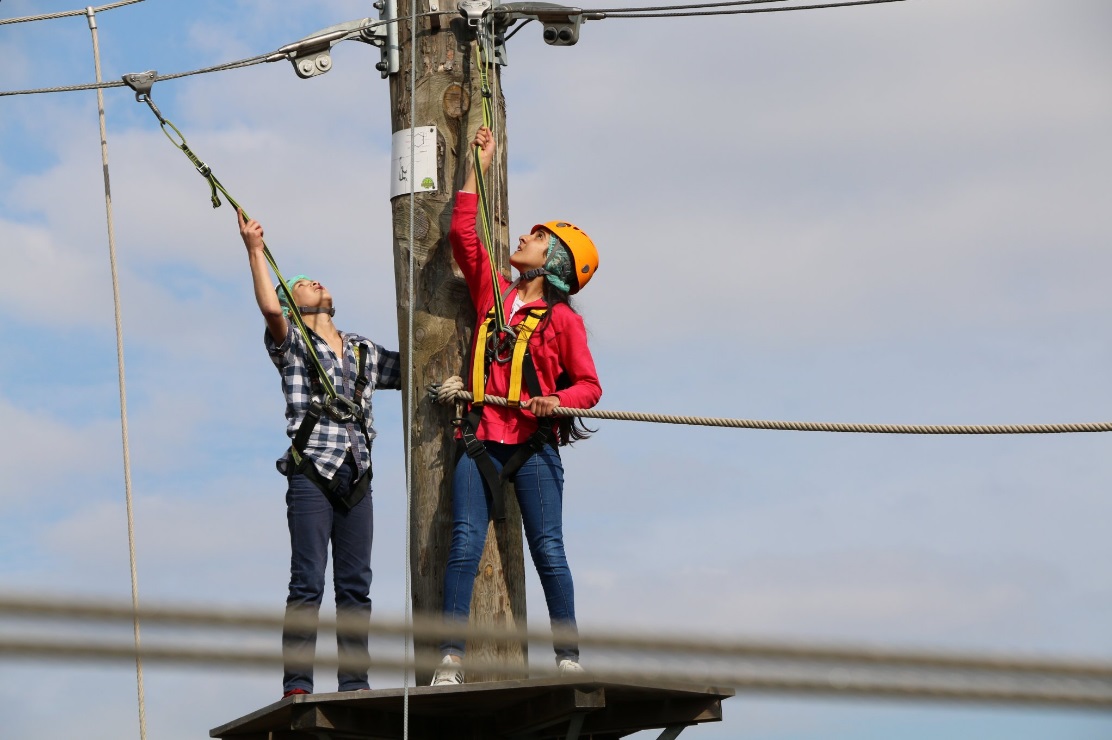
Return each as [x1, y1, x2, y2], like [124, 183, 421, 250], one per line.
[391, 126, 438, 198]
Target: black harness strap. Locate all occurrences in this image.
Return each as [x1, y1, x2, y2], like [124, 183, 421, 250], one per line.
[290, 342, 374, 512]
[461, 326, 558, 522]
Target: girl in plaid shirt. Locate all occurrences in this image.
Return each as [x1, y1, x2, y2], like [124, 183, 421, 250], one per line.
[239, 211, 400, 698]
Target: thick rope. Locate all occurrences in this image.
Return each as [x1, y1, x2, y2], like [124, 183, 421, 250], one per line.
[0, 0, 144, 25]
[2, 636, 1111, 709]
[432, 376, 1112, 435]
[5, 595, 1112, 680]
[86, 9, 147, 740]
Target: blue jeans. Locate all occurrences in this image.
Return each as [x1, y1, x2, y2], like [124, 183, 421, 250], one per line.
[283, 456, 373, 693]
[441, 441, 579, 663]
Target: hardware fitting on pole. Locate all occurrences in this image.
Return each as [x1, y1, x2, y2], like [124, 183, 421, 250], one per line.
[495, 1, 605, 46]
[265, 15, 397, 80]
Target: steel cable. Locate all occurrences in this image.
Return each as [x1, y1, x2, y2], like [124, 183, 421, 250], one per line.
[595, 0, 904, 18]
[580, 0, 791, 12]
[403, 0, 419, 735]
[84, 8, 147, 740]
[0, 0, 145, 25]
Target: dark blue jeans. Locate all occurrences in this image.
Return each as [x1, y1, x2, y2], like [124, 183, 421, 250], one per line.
[283, 456, 373, 693]
[441, 441, 579, 663]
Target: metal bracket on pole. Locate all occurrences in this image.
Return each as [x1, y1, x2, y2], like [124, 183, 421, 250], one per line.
[373, 0, 400, 77]
[458, 0, 493, 26]
[460, 0, 509, 66]
[495, 2, 603, 46]
[266, 17, 391, 79]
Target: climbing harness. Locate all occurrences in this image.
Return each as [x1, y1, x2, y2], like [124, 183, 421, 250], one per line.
[460, 291, 557, 521]
[289, 342, 376, 512]
[123, 70, 371, 505]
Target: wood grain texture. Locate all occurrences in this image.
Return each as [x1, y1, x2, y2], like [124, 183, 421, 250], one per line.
[388, 1, 527, 685]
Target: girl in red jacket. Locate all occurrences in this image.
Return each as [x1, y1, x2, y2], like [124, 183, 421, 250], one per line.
[432, 126, 602, 684]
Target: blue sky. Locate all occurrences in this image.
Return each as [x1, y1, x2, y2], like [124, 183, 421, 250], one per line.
[1, 0, 1111, 738]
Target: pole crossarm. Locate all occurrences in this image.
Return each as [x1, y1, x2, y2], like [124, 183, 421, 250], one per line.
[430, 375, 1112, 435]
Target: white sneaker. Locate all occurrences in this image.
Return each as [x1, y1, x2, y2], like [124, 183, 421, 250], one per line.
[557, 659, 585, 676]
[431, 656, 464, 686]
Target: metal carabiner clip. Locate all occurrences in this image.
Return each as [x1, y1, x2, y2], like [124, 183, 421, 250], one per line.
[487, 325, 517, 364]
[325, 396, 363, 424]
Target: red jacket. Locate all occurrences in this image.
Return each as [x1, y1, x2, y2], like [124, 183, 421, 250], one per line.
[450, 191, 602, 444]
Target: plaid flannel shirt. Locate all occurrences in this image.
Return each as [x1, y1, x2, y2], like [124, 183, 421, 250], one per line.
[266, 317, 401, 481]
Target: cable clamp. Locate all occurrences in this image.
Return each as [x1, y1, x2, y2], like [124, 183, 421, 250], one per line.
[459, 0, 493, 26]
[122, 70, 157, 101]
[269, 18, 388, 79]
[122, 71, 171, 124]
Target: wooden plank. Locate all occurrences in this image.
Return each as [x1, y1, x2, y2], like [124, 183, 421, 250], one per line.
[495, 687, 606, 736]
[211, 679, 734, 739]
[578, 697, 724, 737]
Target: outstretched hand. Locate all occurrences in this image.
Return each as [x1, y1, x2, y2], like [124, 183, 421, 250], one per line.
[238, 208, 264, 253]
[472, 125, 496, 172]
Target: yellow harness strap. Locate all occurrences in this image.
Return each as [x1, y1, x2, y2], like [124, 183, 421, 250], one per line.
[471, 307, 548, 409]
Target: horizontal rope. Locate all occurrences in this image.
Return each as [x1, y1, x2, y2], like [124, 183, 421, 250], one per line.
[2, 638, 1111, 708]
[0, 0, 145, 26]
[3, 594, 1112, 679]
[432, 376, 1112, 435]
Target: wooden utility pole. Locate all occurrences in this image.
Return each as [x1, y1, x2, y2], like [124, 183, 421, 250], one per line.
[387, 0, 527, 684]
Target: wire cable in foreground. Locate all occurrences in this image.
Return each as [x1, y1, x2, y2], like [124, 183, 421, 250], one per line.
[0, 0, 145, 26]
[595, 0, 904, 18]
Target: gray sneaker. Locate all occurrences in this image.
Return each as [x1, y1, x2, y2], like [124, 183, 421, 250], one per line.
[431, 656, 464, 686]
[557, 659, 585, 676]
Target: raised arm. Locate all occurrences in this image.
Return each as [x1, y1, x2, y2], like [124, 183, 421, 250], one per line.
[461, 125, 495, 195]
[239, 209, 288, 344]
[451, 126, 506, 310]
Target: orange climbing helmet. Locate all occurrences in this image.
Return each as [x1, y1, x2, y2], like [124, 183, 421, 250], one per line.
[533, 220, 599, 294]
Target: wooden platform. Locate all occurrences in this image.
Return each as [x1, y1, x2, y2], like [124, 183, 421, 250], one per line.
[210, 678, 733, 739]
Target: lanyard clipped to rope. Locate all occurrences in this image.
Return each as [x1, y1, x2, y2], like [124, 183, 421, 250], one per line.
[459, 5, 517, 363]
[122, 70, 352, 416]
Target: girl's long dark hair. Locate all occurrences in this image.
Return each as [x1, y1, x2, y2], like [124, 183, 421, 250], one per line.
[540, 279, 596, 446]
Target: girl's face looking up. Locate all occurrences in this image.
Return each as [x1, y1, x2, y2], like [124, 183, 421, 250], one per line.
[511, 228, 550, 272]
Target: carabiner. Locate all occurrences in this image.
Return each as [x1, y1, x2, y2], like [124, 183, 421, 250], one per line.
[325, 396, 363, 424]
[487, 325, 517, 365]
